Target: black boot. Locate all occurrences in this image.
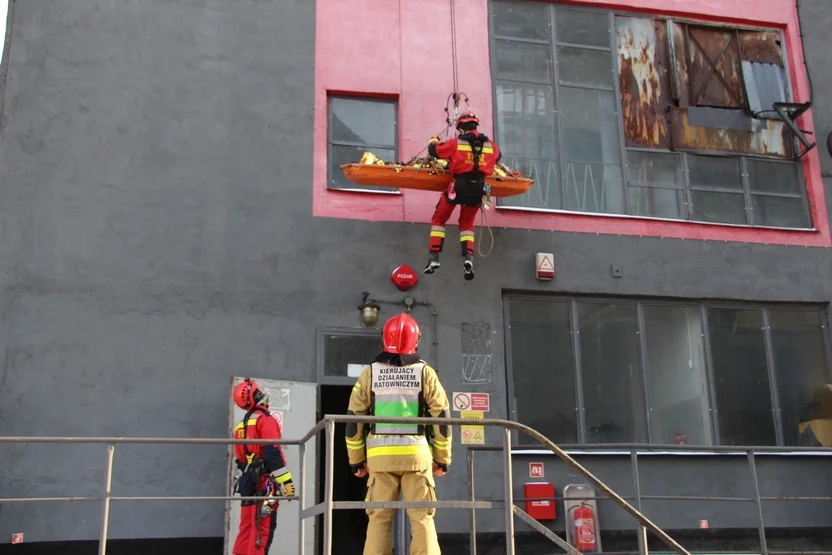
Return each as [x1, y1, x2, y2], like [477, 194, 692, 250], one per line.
[424, 252, 441, 274]
[463, 254, 475, 281]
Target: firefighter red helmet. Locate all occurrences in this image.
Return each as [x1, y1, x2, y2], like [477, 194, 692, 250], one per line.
[456, 111, 479, 129]
[234, 378, 267, 410]
[382, 313, 421, 355]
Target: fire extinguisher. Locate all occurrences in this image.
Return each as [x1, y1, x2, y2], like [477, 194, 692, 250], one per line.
[572, 502, 597, 552]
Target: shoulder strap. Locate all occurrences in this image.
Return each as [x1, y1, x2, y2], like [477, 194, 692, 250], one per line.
[241, 406, 269, 458]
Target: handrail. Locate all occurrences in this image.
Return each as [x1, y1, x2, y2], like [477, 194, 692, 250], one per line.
[0, 416, 705, 555]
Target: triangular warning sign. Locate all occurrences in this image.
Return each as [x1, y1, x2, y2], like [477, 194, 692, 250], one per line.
[537, 255, 554, 272]
[473, 431, 483, 440]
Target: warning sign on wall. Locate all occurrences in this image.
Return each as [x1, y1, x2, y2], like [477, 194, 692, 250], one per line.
[452, 392, 490, 413]
[460, 410, 485, 445]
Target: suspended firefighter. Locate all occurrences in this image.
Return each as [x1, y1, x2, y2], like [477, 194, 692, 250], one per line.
[424, 111, 502, 281]
[346, 312, 452, 555]
[232, 378, 295, 555]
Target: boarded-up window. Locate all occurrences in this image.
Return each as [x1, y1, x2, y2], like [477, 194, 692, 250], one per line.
[686, 26, 746, 108]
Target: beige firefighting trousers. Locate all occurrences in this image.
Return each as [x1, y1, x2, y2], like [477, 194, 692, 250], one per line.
[363, 467, 440, 555]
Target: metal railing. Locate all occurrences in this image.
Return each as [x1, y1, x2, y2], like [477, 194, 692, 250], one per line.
[469, 442, 832, 555]
[0, 415, 693, 555]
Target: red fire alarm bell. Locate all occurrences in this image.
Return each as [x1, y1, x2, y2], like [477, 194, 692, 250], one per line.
[524, 482, 557, 521]
[391, 264, 418, 291]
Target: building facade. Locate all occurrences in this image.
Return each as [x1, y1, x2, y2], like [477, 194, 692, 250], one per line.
[1, 0, 832, 553]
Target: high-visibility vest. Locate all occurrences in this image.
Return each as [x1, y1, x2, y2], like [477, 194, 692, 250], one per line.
[370, 361, 425, 435]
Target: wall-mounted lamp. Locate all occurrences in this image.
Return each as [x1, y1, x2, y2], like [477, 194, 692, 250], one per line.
[358, 292, 382, 328]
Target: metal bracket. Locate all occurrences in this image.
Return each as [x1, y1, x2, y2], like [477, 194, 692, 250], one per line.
[772, 102, 816, 159]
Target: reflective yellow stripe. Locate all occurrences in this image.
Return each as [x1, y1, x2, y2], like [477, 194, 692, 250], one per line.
[481, 147, 494, 153]
[433, 439, 451, 447]
[235, 422, 259, 431]
[367, 445, 432, 458]
[347, 446, 365, 452]
[275, 472, 293, 484]
[460, 233, 475, 242]
[457, 144, 472, 151]
[346, 439, 365, 447]
[430, 231, 445, 238]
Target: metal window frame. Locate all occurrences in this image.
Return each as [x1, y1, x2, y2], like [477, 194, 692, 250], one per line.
[326, 95, 400, 194]
[503, 291, 832, 449]
[487, 0, 813, 230]
[315, 326, 383, 387]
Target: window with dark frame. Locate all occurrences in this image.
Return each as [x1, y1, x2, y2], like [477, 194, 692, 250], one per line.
[488, 1, 811, 229]
[506, 295, 832, 447]
[327, 96, 399, 193]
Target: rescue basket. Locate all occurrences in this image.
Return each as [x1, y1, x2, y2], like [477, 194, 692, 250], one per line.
[340, 152, 534, 198]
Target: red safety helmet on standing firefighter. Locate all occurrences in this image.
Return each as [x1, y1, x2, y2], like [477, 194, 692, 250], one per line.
[234, 378, 268, 410]
[382, 312, 421, 355]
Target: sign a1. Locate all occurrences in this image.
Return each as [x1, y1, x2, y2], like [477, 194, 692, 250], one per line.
[529, 462, 544, 478]
[390, 264, 418, 291]
[452, 392, 490, 412]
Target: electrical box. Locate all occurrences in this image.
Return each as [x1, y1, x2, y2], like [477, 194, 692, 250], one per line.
[524, 482, 556, 521]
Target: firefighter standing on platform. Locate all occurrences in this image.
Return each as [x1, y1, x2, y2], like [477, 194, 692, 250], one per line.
[232, 378, 295, 555]
[424, 111, 501, 281]
[346, 312, 452, 555]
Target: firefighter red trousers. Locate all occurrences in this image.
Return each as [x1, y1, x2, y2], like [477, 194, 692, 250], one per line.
[233, 503, 277, 555]
[429, 193, 479, 257]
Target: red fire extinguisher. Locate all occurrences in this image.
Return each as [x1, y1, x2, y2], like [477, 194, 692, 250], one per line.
[572, 502, 597, 552]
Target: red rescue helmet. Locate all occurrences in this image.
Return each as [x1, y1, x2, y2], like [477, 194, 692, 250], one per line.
[382, 313, 421, 355]
[234, 377, 267, 410]
[456, 111, 479, 129]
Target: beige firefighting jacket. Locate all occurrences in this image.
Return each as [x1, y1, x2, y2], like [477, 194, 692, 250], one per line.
[346, 358, 452, 473]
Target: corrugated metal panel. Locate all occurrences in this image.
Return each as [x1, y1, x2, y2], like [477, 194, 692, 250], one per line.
[670, 107, 793, 158]
[742, 61, 788, 120]
[687, 26, 745, 108]
[616, 17, 672, 148]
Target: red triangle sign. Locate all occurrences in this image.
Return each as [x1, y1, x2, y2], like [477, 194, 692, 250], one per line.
[537, 256, 554, 272]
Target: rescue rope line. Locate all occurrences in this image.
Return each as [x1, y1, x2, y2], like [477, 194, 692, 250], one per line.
[449, 0, 459, 104]
[477, 205, 495, 258]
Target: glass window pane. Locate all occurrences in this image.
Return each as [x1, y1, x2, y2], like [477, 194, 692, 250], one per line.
[747, 159, 802, 195]
[688, 155, 742, 190]
[628, 186, 685, 219]
[627, 151, 683, 189]
[324, 335, 382, 376]
[495, 82, 557, 160]
[492, 1, 551, 41]
[643, 306, 712, 445]
[330, 98, 396, 146]
[768, 309, 831, 446]
[556, 8, 610, 47]
[557, 46, 613, 89]
[690, 191, 747, 225]
[561, 89, 624, 214]
[707, 307, 776, 446]
[626, 151, 685, 218]
[497, 155, 562, 210]
[508, 299, 578, 444]
[752, 195, 808, 229]
[578, 302, 647, 443]
[329, 145, 397, 191]
[494, 39, 552, 82]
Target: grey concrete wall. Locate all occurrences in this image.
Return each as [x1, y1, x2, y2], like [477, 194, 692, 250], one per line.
[1, 0, 832, 546]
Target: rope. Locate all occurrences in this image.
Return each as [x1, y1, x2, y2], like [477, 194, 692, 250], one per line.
[449, 0, 459, 100]
[477, 202, 495, 258]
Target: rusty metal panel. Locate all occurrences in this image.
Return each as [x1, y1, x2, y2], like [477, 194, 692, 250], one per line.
[687, 26, 745, 108]
[670, 107, 793, 158]
[616, 16, 672, 148]
[668, 20, 690, 106]
[739, 30, 783, 65]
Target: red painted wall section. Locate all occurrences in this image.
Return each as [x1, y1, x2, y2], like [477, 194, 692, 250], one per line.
[313, 0, 831, 248]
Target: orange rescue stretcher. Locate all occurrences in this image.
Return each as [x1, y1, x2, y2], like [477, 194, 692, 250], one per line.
[340, 152, 534, 198]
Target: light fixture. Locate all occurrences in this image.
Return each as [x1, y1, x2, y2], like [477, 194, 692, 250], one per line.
[358, 291, 381, 328]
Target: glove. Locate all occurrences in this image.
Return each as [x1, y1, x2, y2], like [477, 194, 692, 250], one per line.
[279, 479, 295, 497]
[351, 461, 369, 478]
[433, 461, 448, 476]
